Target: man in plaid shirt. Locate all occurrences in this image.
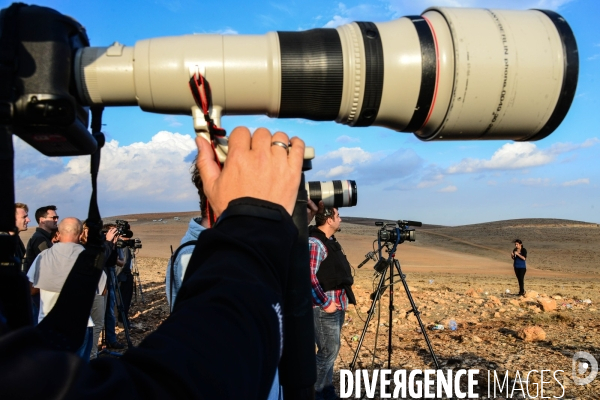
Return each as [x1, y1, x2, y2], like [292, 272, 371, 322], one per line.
[309, 207, 355, 400]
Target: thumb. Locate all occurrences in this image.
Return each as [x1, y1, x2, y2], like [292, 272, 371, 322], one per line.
[195, 136, 221, 194]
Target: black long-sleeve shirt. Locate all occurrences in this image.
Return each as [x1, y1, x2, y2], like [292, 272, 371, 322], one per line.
[0, 198, 297, 399]
[23, 227, 53, 273]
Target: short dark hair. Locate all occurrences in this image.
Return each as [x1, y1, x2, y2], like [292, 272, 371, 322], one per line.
[315, 207, 336, 227]
[34, 205, 57, 224]
[514, 239, 523, 245]
[190, 157, 208, 219]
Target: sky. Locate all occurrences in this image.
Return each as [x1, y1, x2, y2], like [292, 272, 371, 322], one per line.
[5, 0, 600, 226]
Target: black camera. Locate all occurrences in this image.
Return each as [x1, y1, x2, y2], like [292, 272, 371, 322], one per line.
[115, 219, 133, 238]
[376, 220, 421, 244]
[116, 238, 142, 249]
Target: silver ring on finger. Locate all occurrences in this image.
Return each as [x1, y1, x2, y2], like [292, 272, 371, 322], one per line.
[271, 141, 289, 153]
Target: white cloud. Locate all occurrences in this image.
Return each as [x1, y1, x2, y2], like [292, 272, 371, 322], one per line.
[164, 116, 183, 127]
[417, 173, 444, 188]
[581, 138, 600, 148]
[562, 178, 589, 187]
[215, 28, 239, 35]
[516, 178, 552, 186]
[324, 15, 352, 28]
[14, 132, 199, 218]
[157, 0, 181, 12]
[447, 142, 552, 173]
[309, 146, 424, 186]
[323, 3, 386, 28]
[336, 135, 360, 144]
[293, 119, 319, 126]
[319, 147, 374, 165]
[447, 139, 599, 174]
[315, 165, 355, 178]
[438, 185, 457, 193]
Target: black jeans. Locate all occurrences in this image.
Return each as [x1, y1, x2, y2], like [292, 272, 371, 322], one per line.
[514, 267, 526, 295]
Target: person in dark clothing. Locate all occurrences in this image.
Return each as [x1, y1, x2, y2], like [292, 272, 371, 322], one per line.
[309, 207, 355, 400]
[24, 205, 58, 325]
[24, 205, 59, 273]
[511, 239, 528, 296]
[12, 202, 30, 270]
[117, 247, 134, 322]
[0, 127, 305, 399]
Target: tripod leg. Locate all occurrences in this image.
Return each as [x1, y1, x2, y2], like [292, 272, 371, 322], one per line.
[349, 268, 388, 371]
[132, 255, 145, 303]
[387, 266, 394, 369]
[110, 268, 134, 348]
[393, 259, 440, 369]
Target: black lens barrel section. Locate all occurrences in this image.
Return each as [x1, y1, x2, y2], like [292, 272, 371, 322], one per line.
[278, 29, 343, 120]
[403, 16, 437, 134]
[526, 10, 578, 141]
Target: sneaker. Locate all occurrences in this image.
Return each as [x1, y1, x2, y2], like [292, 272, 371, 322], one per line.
[108, 341, 125, 349]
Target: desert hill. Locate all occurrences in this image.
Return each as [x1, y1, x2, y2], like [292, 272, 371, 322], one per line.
[94, 212, 600, 276]
[20, 212, 600, 276]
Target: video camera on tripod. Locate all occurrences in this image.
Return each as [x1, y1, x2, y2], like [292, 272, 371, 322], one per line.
[376, 220, 421, 244]
[358, 220, 421, 272]
[351, 217, 440, 371]
[116, 238, 142, 250]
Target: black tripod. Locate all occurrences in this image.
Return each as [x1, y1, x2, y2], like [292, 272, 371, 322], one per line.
[130, 248, 145, 304]
[350, 221, 440, 371]
[98, 265, 133, 357]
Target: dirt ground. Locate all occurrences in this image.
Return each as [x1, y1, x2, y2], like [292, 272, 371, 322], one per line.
[20, 214, 600, 398]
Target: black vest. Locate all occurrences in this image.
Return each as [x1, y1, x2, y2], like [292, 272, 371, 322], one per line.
[309, 226, 356, 305]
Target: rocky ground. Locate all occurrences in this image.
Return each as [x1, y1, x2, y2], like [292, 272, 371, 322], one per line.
[108, 258, 599, 399]
[87, 216, 600, 399]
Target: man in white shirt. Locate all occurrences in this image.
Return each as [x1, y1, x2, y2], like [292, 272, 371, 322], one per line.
[27, 217, 106, 361]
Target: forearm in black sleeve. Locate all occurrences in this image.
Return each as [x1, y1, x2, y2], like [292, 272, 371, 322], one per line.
[0, 198, 297, 400]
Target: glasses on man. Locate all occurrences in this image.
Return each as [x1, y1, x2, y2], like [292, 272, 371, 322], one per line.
[46, 216, 59, 220]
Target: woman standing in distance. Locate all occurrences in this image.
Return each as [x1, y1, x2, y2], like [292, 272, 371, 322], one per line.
[511, 239, 527, 296]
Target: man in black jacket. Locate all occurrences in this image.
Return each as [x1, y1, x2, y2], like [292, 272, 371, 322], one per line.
[12, 202, 30, 269]
[24, 205, 59, 273]
[309, 207, 356, 400]
[24, 205, 58, 324]
[0, 127, 305, 399]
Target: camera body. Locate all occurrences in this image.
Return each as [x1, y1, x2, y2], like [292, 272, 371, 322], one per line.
[0, 4, 97, 156]
[376, 220, 421, 244]
[115, 219, 133, 238]
[116, 238, 142, 249]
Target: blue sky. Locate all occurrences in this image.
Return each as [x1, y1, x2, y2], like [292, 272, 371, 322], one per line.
[6, 0, 600, 225]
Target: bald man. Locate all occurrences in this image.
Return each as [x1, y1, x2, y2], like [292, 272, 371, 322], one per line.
[27, 217, 107, 361]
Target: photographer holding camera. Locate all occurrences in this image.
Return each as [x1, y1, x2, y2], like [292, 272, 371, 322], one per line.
[309, 207, 356, 400]
[0, 127, 305, 399]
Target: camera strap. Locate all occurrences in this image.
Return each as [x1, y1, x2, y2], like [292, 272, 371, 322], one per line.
[0, 3, 35, 335]
[189, 73, 224, 226]
[35, 107, 105, 351]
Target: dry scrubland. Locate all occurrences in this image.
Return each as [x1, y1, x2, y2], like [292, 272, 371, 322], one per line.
[24, 214, 599, 399]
